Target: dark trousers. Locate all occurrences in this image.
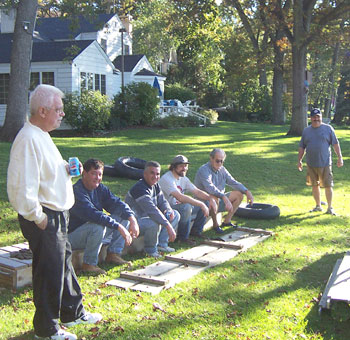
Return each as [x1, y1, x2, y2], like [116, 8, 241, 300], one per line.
[19, 207, 85, 337]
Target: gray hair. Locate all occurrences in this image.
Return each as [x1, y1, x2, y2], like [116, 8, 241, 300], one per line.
[210, 148, 226, 159]
[145, 161, 161, 169]
[29, 84, 64, 116]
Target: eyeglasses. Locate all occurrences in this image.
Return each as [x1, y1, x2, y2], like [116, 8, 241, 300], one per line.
[215, 159, 224, 164]
[46, 107, 64, 114]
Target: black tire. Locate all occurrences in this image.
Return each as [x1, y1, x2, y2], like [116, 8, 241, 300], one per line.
[234, 203, 280, 220]
[103, 164, 118, 177]
[114, 156, 146, 180]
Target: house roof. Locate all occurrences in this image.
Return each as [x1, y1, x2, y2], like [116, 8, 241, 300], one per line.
[135, 68, 162, 77]
[35, 14, 115, 41]
[113, 54, 144, 72]
[0, 35, 94, 63]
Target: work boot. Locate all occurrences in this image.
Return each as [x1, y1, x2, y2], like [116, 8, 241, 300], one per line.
[81, 263, 106, 275]
[105, 253, 131, 265]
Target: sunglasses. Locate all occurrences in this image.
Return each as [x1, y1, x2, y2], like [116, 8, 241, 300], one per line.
[215, 159, 224, 164]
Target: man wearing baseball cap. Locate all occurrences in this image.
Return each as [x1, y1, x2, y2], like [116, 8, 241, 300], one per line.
[298, 108, 343, 215]
[159, 155, 217, 244]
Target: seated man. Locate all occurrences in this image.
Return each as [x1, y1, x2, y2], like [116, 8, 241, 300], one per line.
[194, 148, 254, 234]
[68, 159, 139, 274]
[159, 155, 217, 244]
[125, 161, 179, 258]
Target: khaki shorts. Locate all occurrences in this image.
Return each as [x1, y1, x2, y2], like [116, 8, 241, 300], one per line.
[306, 165, 333, 188]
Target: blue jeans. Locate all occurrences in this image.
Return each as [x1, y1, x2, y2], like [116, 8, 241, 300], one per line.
[138, 210, 180, 255]
[172, 203, 205, 240]
[68, 207, 129, 266]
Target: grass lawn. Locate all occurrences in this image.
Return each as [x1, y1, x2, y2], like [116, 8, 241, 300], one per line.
[1, 121, 350, 340]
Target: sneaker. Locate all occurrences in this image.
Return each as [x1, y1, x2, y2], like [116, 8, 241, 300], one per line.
[326, 207, 337, 216]
[105, 253, 131, 265]
[62, 312, 102, 328]
[214, 226, 225, 234]
[147, 251, 162, 258]
[81, 263, 106, 275]
[157, 245, 175, 253]
[309, 206, 322, 212]
[35, 329, 77, 340]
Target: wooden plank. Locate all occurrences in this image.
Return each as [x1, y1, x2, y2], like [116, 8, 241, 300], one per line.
[236, 226, 273, 236]
[164, 255, 209, 267]
[120, 272, 169, 286]
[106, 278, 139, 290]
[0, 256, 29, 269]
[326, 253, 350, 302]
[0, 245, 25, 253]
[202, 240, 243, 250]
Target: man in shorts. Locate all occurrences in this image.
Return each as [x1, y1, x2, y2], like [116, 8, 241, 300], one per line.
[298, 108, 343, 215]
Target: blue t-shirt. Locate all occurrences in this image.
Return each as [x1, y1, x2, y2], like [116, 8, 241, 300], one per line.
[299, 123, 338, 167]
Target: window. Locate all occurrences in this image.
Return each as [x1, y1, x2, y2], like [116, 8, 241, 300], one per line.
[30, 72, 55, 90]
[0, 73, 10, 104]
[100, 38, 107, 52]
[81, 72, 106, 95]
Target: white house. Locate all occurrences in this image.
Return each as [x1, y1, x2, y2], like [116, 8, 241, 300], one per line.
[0, 9, 165, 126]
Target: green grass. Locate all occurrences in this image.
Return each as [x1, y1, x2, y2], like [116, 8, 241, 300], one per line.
[1, 121, 350, 340]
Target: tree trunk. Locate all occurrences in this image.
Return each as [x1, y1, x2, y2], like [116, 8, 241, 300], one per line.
[0, 0, 38, 142]
[271, 38, 285, 124]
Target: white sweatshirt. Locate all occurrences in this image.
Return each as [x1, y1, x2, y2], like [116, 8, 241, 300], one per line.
[7, 121, 74, 224]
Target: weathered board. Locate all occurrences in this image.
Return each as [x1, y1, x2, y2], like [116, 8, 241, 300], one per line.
[319, 252, 350, 313]
[0, 243, 32, 289]
[106, 227, 272, 294]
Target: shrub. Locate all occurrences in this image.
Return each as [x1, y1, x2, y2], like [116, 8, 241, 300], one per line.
[152, 114, 201, 128]
[164, 83, 196, 103]
[63, 91, 112, 133]
[111, 82, 159, 127]
[201, 109, 219, 124]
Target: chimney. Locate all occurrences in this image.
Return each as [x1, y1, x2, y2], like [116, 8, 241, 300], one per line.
[119, 14, 132, 37]
[0, 8, 16, 33]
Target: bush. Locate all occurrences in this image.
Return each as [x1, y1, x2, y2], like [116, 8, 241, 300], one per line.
[164, 83, 196, 103]
[63, 91, 112, 133]
[201, 109, 219, 124]
[111, 82, 159, 127]
[152, 114, 201, 128]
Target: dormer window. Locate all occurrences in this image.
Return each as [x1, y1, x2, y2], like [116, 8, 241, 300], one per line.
[100, 39, 107, 52]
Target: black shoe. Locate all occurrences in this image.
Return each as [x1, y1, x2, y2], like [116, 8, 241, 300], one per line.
[221, 222, 237, 228]
[214, 226, 225, 234]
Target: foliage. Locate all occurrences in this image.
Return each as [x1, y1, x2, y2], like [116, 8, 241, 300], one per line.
[225, 84, 272, 122]
[111, 82, 159, 127]
[151, 114, 201, 128]
[63, 90, 112, 133]
[164, 83, 195, 102]
[201, 108, 218, 124]
[1, 122, 350, 340]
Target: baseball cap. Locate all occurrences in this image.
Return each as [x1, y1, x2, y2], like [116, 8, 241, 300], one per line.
[170, 155, 190, 166]
[310, 108, 321, 116]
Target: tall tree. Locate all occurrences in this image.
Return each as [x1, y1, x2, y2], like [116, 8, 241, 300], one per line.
[274, 0, 350, 135]
[0, 0, 38, 142]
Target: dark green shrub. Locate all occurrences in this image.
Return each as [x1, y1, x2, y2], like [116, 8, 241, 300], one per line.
[164, 83, 196, 103]
[201, 109, 218, 124]
[63, 91, 112, 133]
[111, 82, 159, 127]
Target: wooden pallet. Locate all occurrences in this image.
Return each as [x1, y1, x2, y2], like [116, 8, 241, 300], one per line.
[106, 227, 272, 294]
[0, 242, 32, 289]
[319, 252, 350, 313]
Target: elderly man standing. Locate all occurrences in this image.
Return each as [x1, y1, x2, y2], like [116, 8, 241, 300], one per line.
[298, 108, 343, 215]
[159, 155, 217, 243]
[7, 85, 101, 340]
[68, 158, 139, 275]
[194, 148, 254, 234]
[125, 161, 179, 257]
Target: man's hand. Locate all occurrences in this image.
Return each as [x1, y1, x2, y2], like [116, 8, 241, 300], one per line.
[337, 157, 344, 168]
[36, 214, 48, 230]
[245, 190, 254, 205]
[128, 216, 140, 239]
[208, 197, 218, 214]
[223, 195, 233, 213]
[166, 224, 176, 242]
[298, 160, 303, 171]
[118, 225, 132, 246]
[200, 202, 209, 217]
